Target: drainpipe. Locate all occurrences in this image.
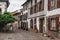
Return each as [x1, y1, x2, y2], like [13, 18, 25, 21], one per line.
[43, 0, 48, 36]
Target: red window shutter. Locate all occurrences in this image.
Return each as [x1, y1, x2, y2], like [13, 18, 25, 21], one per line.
[30, 7, 33, 15]
[39, 2, 40, 11]
[31, 0, 32, 6]
[30, 7, 31, 15]
[34, 5, 36, 13]
[36, 4, 38, 12]
[34, 6, 36, 13]
[48, 18, 50, 30]
[39, 1, 41, 11]
[35, 5, 36, 13]
[48, 0, 51, 10]
[42, 0, 44, 10]
[56, 17, 59, 32]
[33, 6, 35, 13]
[57, 0, 60, 8]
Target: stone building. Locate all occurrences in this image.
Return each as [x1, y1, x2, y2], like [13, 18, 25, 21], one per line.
[22, 0, 45, 33]
[21, 0, 29, 30]
[12, 9, 21, 30]
[22, 0, 60, 36]
[47, 0, 60, 32]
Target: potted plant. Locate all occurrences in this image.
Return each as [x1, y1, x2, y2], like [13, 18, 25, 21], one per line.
[34, 24, 38, 33]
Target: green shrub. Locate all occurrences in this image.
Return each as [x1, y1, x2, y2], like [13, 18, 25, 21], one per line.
[0, 12, 16, 31]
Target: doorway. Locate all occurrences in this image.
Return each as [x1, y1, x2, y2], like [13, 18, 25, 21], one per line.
[39, 18, 44, 33]
[30, 19, 33, 29]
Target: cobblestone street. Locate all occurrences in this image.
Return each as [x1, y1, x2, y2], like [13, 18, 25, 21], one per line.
[0, 29, 59, 40]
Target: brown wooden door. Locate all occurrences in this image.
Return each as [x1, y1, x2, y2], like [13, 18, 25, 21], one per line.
[39, 18, 44, 33]
[30, 19, 33, 29]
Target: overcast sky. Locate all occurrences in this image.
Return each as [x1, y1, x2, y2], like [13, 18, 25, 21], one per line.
[7, 0, 26, 12]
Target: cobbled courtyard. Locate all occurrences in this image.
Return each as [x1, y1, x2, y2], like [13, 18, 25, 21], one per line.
[0, 29, 59, 40]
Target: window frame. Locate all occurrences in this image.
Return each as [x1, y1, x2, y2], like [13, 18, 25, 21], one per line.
[50, 18, 56, 31]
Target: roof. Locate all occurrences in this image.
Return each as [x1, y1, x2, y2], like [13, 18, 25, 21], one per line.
[22, 0, 30, 6]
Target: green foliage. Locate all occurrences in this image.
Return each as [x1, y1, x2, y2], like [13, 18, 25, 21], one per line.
[0, 12, 16, 24]
[0, 12, 16, 31]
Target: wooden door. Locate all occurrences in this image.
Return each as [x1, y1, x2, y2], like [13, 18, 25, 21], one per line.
[30, 19, 33, 29]
[39, 18, 44, 33]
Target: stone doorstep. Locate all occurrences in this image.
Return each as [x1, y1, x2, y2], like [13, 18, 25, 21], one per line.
[46, 31, 58, 39]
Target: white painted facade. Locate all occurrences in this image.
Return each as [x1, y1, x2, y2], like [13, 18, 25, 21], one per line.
[27, 0, 45, 31]
[22, 0, 60, 33]
[47, 8, 60, 16]
[0, 2, 7, 14]
[36, 17, 39, 31]
[28, 11, 44, 18]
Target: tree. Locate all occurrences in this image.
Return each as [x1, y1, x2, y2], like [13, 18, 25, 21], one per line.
[0, 12, 16, 31]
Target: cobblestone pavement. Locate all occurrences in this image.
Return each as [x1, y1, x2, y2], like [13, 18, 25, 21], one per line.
[0, 29, 59, 40]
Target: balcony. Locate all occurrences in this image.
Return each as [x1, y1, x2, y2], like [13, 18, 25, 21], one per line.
[30, 11, 44, 18]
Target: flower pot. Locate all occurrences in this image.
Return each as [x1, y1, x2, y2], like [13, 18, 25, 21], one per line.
[34, 29, 38, 33]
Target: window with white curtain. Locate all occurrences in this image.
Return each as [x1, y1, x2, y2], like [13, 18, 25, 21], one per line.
[51, 0, 55, 10]
[50, 18, 56, 30]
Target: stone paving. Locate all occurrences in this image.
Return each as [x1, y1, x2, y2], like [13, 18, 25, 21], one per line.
[0, 29, 59, 40]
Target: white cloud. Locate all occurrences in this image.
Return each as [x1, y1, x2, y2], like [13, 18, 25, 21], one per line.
[7, 0, 26, 12]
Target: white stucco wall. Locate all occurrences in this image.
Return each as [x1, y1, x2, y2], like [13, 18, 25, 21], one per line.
[27, 19, 31, 29]
[47, 8, 60, 16]
[32, 0, 35, 6]
[23, 10, 28, 15]
[28, 11, 44, 18]
[37, 0, 41, 3]
[28, 0, 45, 19]
[28, 1, 31, 8]
[0, 2, 7, 14]
[36, 17, 39, 31]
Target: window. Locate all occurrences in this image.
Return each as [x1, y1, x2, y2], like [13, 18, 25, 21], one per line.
[51, 0, 55, 10]
[39, 0, 44, 11]
[34, 18, 36, 24]
[31, 0, 33, 6]
[48, 0, 55, 10]
[20, 16, 22, 21]
[33, 0, 37, 13]
[39, 1, 42, 11]
[36, 3, 39, 12]
[57, 0, 60, 8]
[41, 0, 44, 10]
[50, 18, 56, 31]
[30, 7, 33, 15]
[35, 0, 37, 4]
[34, 5, 37, 13]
